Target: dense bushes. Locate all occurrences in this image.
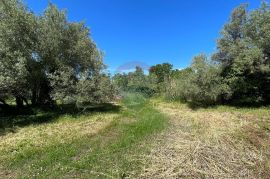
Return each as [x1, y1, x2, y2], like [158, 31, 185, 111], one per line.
[113, 66, 157, 97]
[166, 55, 225, 105]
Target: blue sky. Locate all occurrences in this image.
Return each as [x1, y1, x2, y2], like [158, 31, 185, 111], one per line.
[25, 0, 261, 73]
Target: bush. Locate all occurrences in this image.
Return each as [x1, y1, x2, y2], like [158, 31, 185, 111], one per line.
[166, 54, 226, 105]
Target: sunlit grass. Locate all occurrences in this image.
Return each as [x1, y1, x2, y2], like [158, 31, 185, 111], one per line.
[147, 98, 270, 178]
[0, 93, 168, 178]
[2, 94, 269, 178]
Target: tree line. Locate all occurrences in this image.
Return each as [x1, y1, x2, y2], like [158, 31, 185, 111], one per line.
[1, 0, 270, 112]
[113, 2, 270, 106]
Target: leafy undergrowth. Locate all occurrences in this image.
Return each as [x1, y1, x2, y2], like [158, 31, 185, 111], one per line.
[0, 93, 168, 178]
[142, 98, 270, 178]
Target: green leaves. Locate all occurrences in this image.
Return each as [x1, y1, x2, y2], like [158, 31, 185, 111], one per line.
[213, 2, 270, 104]
[0, 0, 113, 107]
[113, 66, 157, 97]
[167, 54, 224, 105]
[0, 0, 35, 102]
[149, 63, 173, 84]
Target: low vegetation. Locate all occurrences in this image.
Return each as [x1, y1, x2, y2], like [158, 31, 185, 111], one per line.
[1, 95, 269, 178]
[143, 98, 270, 178]
[0, 93, 168, 178]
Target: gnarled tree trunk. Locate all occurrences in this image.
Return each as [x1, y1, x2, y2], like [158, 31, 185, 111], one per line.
[15, 96, 23, 108]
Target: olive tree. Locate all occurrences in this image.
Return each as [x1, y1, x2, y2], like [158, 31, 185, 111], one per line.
[0, 0, 36, 107]
[40, 4, 114, 106]
[0, 1, 115, 108]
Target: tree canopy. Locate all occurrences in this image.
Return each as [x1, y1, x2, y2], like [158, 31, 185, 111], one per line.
[0, 0, 114, 108]
[213, 2, 270, 104]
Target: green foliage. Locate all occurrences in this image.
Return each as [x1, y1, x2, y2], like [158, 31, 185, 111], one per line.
[171, 67, 192, 79]
[149, 63, 173, 83]
[168, 2, 270, 106]
[112, 73, 129, 91]
[167, 54, 225, 105]
[0, 0, 36, 105]
[39, 3, 113, 106]
[0, 52, 29, 100]
[0, 0, 114, 108]
[1, 0, 270, 108]
[76, 74, 115, 105]
[113, 66, 157, 97]
[149, 63, 173, 92]
[213, 2, 270, 104]
[165, 68, 192, 101]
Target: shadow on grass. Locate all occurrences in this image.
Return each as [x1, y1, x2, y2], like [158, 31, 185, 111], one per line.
[186, 101, 270, 111]
[0, 103, 121, 136]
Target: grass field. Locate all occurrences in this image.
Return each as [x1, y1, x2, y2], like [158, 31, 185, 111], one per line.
[0, 94, 270, 178]
[0, 93, 168, 178]
[143, 98, 270, 178]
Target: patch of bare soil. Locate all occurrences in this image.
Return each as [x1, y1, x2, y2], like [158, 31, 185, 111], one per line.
[0, 168, 15, 179]
[141, 102, 268, 179]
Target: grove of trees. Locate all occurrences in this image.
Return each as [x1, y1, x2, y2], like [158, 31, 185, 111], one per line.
[1, 0, 270, 113]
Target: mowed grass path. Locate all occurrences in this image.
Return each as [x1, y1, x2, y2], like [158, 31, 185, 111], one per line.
[1, 95, 269, 178]
[142, 98, 270, 178]
[0, 94, 168, 178]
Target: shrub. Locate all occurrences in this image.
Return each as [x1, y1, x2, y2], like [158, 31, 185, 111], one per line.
[166, 54, 226, 105]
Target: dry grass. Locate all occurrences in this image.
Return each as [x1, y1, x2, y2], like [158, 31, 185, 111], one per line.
[141, 99, 270, 178]
[0, 113, 118, 152]
[0, 113, 118, 178]
[1, 97, 269, 178]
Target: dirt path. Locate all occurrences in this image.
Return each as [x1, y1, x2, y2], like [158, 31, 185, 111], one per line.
[141, 101, 269, 178]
